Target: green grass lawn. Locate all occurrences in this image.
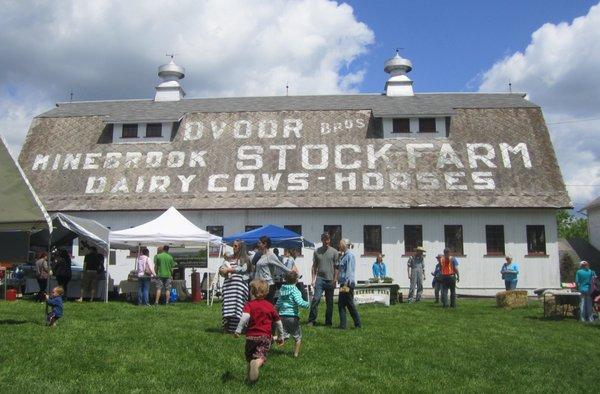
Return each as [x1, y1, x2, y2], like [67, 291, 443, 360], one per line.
[1, 298, 599, 393]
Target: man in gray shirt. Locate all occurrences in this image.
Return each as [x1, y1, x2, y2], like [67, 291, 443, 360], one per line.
[308, 233, 339, 326]
[407, 246, 426, 302]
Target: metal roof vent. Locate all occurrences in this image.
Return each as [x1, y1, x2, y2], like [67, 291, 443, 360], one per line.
[154, 57, 186, 102]
[384, 50, 414, 97]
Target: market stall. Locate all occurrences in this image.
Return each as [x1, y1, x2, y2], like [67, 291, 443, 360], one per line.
[29, 213, 111, 301]
[109, 207, 222, 303]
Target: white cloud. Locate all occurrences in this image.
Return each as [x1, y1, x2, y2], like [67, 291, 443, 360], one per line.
[0, 0, 373, 156]
[479, 3, 600, 208]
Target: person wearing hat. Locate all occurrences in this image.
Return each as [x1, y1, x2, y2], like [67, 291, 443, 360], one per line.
[500, 255, 519, 290]
[407, 246, 426, 302]
[440, 248, 460, 308]
[308, 232, 339, 326]
[575, 261, 596, 322]
[337, 238, 361, 329]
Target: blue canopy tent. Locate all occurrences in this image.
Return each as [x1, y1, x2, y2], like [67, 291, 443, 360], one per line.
[222, 225, 315, 249]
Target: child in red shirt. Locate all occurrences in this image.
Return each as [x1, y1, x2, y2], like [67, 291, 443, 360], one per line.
[234, 279, 284, 383]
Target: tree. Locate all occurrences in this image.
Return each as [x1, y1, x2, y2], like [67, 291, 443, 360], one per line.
[556, 210, 588, 240]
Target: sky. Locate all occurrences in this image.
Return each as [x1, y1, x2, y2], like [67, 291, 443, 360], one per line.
[0, 0, 599, 209]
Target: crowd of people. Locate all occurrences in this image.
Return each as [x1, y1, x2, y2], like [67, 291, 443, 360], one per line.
[224, 232, 361, 382]
[134, 245, 176, 306]
[30, 232, 598, 383]
[33, 247, 105, 302]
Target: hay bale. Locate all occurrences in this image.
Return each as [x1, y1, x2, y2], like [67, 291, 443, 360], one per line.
[496, 290, 528, 308]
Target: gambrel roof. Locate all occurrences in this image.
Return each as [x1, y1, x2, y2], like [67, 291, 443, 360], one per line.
[19, 93, 571, 211]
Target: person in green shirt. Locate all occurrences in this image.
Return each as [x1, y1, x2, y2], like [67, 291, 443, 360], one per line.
[154, 245, 175, 305]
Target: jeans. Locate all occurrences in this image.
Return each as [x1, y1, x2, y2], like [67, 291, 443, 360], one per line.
[408, 269, 424, 301]
[433, 279, 441, 302]
[138, 277, 150, 305]
[504, 280, 518, 291]
[308, 277, 334, 325]
[36, 278, 48, 301]
[56, 276, 70, 300]
[580, 292, 593, 322]
[441, 275, 457, 308]
[338, 283, 361, 328]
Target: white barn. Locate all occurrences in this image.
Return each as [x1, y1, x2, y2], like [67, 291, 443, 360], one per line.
[585, 196, 600, 252]
[19, 53, 571, 295]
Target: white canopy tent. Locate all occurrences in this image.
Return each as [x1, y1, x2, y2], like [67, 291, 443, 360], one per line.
[109, 207, 222, 304]
[109, 207, 222, 247]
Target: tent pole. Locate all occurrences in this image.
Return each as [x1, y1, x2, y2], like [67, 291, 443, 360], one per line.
[105, 243, 110, 303]
[207, 241, 211, 306]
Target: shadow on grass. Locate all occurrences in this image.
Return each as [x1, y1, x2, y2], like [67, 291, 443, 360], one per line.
[524, 315, 577, 322]
[0, 319, 30, 325]
[204, 327, 225, 334]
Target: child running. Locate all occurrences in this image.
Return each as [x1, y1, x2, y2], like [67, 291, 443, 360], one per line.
[276, 271, 310, 357]
[234, 279, 284, 383]
[46, 286, 64, 327]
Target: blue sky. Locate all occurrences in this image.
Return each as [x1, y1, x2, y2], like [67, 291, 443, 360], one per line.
[0, 0, 599, 207]
[345, 0, 598, 93]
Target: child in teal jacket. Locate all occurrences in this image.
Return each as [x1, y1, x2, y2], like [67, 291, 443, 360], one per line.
[276, 271, 309, 357]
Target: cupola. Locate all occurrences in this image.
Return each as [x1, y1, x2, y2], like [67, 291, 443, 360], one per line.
[154, 58, 186, 102]
[384, 50, 414, 96]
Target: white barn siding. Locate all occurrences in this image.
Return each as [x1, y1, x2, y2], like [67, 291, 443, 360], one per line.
[589, 207, 600, 251]
[66, 208, 559, 296]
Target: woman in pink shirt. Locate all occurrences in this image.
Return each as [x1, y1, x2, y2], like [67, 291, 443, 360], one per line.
[136, 247, 155, 306]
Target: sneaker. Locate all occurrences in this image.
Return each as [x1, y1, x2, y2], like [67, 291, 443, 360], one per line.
[248, 359, 261, 382]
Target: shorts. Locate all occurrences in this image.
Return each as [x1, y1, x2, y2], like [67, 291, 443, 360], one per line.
[156, 278, 172, 292]
[245, 336, 272, 362]
[281, 316, 302, 342]
[81, 271, 99, 293]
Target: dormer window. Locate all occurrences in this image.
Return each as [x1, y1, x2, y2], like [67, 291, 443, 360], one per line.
[392, 118, 410, 133]
[122, 124, 138, 138]
[382, 116, 451, 139]
[146, 123, 162, 138]
[418, 118, 437, 133]
[110, 122, 176, 143]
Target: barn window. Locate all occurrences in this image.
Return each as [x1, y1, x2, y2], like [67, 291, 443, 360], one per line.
[363, 225, 382, 255]
[324, 225, 342, 250]
[245, 225, 261, 232]
[418, 118, 437, 133]
[526, 225, 546, 255]
[146, 123, 162, 138]
[485, 225, 505, 255]
[284, 225, 302, 236]
[122, 124, 138, 138]
[444, 225, 464, 255]
[206, 226, 224, 257]
[392, 118, 410, 133]
[404, 225, 422, 255]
